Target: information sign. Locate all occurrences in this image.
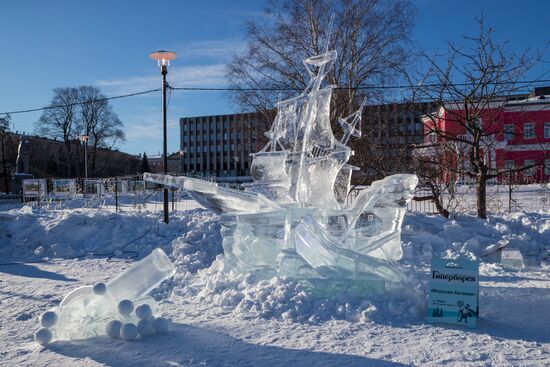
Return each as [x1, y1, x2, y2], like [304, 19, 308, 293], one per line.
[427, 258, 479, 329]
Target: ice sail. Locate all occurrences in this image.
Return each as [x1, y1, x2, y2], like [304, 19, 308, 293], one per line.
[144, 17, 418, 293]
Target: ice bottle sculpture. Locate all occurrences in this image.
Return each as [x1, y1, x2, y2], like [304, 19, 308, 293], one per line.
[34, 248, 175, 344]
[144, 24, 418, 294]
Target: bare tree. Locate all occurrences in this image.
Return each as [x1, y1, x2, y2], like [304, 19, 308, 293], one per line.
[35, 87, 79, 150]
[349, 102, 431, 185]
[408, 17, 546, 219]
[227, 0, 416, 123]
[76, 86, 125, 174]
[35, 86, 125, 177]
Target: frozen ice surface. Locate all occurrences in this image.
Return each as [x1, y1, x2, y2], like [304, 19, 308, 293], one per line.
[43, 248, 175, 341]
[501, 249, 525, 270]
[144, 41, 418, 292]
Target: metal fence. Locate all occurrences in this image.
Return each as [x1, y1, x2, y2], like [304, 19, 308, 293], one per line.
[4, 173, 549, 215]
[347, 181, 550, 215]
[0, 194, 25, 211]
[409, 183, 550, 214]
[0, 175, 203, 213]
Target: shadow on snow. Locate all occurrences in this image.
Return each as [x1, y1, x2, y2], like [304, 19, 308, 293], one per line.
[0, 263, 77, 282]
[49, 322, 411, 367]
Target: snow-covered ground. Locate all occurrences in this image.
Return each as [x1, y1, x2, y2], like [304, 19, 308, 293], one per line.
[0, 202, 549, 366]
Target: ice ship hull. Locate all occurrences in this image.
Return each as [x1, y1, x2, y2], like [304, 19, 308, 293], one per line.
[145, 173, 418, 289]
[145, 173, 278, 215]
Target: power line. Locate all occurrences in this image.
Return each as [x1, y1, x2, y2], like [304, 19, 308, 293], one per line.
[1, 78, 549, 116]
[170, 78, 550, 91]
[0, 88, 161, 115]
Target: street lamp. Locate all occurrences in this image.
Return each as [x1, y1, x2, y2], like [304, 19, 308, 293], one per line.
[233, 156, 240, 185]
[149, 50, 177, 224]
[79, 135, 89, 197]
[179, 149, 185, 175]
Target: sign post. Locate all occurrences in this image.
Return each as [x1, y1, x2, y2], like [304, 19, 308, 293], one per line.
[427, 258, 479, 329]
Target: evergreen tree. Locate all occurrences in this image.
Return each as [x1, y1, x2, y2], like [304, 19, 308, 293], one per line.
[140, 152, 150, 173]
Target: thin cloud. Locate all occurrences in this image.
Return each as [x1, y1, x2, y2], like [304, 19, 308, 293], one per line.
[173, 39, 247, 61]
[97, 37, 247, 96]
[97, 64, 228, 95]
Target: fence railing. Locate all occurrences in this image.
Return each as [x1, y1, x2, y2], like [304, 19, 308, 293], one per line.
[347, 181, 550, 215]
[0, 174, 203, 213]
[5, 173, 549, 216]
[0, 194, 25, 211]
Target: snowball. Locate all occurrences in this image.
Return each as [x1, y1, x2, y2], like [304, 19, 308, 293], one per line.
[118, 299, 134, 316]
[34, 327, 53, 345]
[135, 304, 153, 320]
[105, 320, 123, 338]
[120, 323, 138, 341]
[93, 282, 107, 295]
[137, 319, 155, 336]
[40, 311, 58, 328]
[153, 317, 170, 334]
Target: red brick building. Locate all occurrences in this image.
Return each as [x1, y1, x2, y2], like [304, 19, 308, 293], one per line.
[420, 87, 550, 183]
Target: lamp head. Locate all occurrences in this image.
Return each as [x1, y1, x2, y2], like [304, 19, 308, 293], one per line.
[149, 50, 177, 69]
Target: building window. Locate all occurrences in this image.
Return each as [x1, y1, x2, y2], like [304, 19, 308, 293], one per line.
[546, 159, 550, 176]
[545, 122, 550, 139]
[504, 124, 514, 141]
[524, 123, 535, 139]
[524, 159, 535, 176]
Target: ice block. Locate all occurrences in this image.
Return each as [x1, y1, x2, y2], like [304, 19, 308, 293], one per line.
[35, 248, 175, 343]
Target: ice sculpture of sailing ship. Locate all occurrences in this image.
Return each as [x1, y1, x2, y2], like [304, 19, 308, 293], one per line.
[145, 34, 418, 293]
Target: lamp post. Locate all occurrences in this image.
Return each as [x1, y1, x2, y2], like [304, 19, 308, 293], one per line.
[79, 135, 89, 198]
[179, 149, 185, 175]
[149, 50, 177, 224]
[233, 156, 240, 185]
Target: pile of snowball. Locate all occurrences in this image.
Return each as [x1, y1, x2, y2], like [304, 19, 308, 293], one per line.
[105, 299, 171, 341]
[34, 282, 171, 345]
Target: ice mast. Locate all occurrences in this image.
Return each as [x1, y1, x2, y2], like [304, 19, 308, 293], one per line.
[144, 15, 418, 294]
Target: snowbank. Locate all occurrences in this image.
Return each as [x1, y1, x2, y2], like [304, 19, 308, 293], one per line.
[401, 211, 550, 266]
[3, 206, 547, 326]
[0, 206, 221, 270]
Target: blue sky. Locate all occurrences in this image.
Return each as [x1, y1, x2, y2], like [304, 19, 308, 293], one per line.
[0, 0, 548, 155]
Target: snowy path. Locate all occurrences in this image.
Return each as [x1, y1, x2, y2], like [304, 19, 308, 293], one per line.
[1, 258, 548, 366]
